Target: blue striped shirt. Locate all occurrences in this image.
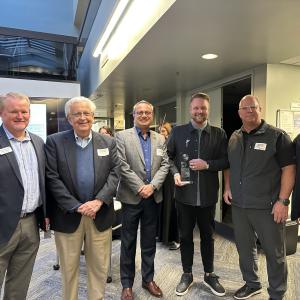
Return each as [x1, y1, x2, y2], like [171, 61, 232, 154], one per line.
[3, 126, 40, 213]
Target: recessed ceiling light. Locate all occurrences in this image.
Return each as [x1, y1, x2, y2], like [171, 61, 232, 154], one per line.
[202, 53, 218, 60]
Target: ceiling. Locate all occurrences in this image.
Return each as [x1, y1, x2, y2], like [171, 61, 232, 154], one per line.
[93, 0, 300, 113]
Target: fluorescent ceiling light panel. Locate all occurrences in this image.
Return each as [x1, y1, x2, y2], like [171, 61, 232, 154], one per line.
[93, 0, 129, 57]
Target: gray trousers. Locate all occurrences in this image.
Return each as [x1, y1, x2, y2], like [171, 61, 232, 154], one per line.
[232, 206, 287, 300]
[0, 214, 40, 300]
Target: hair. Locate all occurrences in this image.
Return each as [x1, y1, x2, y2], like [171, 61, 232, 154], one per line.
[132, 100, 154, 114]
[64, 96, 96, 117]
[99, 126, 113, 136]
[190, 92, 210, 103]
[160, 122, 172, 135]
[239, 95, 260, 108]
[0, 92, 30, 111]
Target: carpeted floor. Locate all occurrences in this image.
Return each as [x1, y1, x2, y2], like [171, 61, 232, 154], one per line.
[3, 229, 300, 300]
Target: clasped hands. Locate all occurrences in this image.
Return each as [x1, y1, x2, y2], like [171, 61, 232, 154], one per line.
[77, 199, 103, 219]
[138, 184, 154, 199]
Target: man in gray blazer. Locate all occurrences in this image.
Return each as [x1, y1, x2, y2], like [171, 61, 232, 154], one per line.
[46, 96, 119, 300]
[116, 100, 169, 300]
[0, 92, 47, 299]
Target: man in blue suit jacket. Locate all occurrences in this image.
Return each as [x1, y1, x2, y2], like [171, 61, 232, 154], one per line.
[0, 92, 47, 299]
[46, 96, 119, 300]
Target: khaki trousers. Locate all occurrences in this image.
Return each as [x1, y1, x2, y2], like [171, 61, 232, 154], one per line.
[55, 216, 112, 300]
[0, 214, 40, 300]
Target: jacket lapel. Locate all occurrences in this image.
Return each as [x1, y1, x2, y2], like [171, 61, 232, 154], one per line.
[0, 126, 23, 186]
[93, 131, 101, 193]
[150, 130, 157, 165]
[63, 131, 78, 193]
[132, 128, 145, 165]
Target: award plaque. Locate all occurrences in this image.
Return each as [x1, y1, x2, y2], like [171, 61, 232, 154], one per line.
[180, 153, 193, 185]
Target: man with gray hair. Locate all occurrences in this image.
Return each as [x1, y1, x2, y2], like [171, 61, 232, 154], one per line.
[46, 96, 119, 300]
[0, 92, 47, 299]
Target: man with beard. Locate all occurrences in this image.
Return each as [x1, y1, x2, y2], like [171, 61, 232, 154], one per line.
[167, 93, 228, 297]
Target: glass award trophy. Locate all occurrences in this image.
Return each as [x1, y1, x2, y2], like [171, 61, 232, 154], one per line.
[180, 153, 193, 185]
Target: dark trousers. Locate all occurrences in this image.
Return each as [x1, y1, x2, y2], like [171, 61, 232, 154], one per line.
[176, 202, 215, 274]
[232, 206, 287, 300]
[120, 197, 158, 288]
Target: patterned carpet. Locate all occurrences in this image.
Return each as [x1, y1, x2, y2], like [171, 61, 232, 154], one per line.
[4, 229, 300, 300]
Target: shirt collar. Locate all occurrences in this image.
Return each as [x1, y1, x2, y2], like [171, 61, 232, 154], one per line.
[74, 130, 92, 141]
[135, 126, 150, 137]
[3, 125, 31, 141]
[190, 119, 208, 130]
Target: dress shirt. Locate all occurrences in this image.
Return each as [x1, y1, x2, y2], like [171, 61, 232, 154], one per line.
[135, 127, 152, 183]
[74, 130, 92, 148]
[3, 126, 40, 213]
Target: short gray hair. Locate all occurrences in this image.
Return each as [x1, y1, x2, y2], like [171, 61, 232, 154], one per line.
[64, 96, 96, 117]
[132, 100, 154, 114]
[0, 92, 30, 111]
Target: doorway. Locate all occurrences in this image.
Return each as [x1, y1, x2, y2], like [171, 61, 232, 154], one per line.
[222, 77, 252, 225]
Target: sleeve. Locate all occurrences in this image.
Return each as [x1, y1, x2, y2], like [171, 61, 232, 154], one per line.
[206, 128, 230, 171]
[275, 131, 296, 167]
[45, 135, 81, 213]
[95, 138, 120, 205]
[150, 135, 169, 190]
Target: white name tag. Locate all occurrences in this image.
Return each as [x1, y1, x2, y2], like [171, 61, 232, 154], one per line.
[254, 143, 267, 151]
[0, 146, 13, 155]
[97, 148, 109, 156]
[156, 148, 163, 156]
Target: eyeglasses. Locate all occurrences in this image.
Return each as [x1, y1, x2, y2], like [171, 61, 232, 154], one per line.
[71, 112, 94, 118]
[239, 105, 259, 111]
[134, 111, 152, 116]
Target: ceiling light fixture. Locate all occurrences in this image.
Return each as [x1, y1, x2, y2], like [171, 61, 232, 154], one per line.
[93, 0, 175, 61]
[202, 53, 218, 60]
[93, 0, 130, 58]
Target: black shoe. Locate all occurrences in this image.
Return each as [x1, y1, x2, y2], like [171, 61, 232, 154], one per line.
[175, 273, 193, 296]
[234, 284, 262, 299]
[169, 241, 180, 250]
[203, 273, 226, 296]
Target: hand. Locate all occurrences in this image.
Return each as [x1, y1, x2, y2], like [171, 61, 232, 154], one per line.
[174, 174, 183, 186]
[138, 184, 154, 199]
[271, 201, 288, 223]
[189, 159, 208, 171]
[223, 189, 232, 205]
[44, 217, 50, 231]
[77, 199, 103, 219]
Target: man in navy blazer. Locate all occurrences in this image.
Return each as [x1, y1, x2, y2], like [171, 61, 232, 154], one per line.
[0, 92, 47, 299]
[46, 96, 119, 300]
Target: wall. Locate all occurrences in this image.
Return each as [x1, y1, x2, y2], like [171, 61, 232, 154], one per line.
[266, 64, 300, 126]
[0, 0, 78, 37]
[0, 77, 80, 98]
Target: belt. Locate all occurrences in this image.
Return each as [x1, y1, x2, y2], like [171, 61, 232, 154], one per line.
[20, 211, 35, 218]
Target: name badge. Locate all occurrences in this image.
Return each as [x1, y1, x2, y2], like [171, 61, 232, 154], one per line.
[97, 148, 109, 156]
[156, 148, 163, 156]
[254, 143, 267, 151]
[0, 146, 13, 155]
